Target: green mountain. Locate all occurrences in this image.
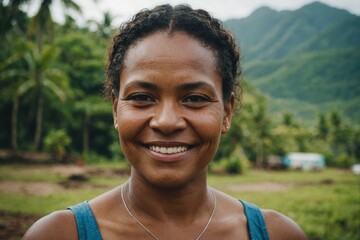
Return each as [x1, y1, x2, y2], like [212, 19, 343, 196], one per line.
[224, 1, 360, 123]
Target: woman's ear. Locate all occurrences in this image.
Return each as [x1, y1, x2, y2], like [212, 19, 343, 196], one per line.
[222, 92, 235, 134]
[111, 91, 118, 130]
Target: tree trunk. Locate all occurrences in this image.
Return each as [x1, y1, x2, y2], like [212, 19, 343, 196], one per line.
[11, 95, 19, 150]
[256, 139, 263, 168]
[82, 109, 90, 158]
[33, 89, 44, 150]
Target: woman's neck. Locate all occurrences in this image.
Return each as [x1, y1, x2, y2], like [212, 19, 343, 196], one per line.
[124, 171, 212, 224]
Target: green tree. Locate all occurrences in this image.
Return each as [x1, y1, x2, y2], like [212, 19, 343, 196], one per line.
[74, 96, 111, 158]
[282, 111, 296, 127]
[0, 52, 24, 149]
[330, 110, 341, 129]
[321, 110, 358, 167]
[318, 113, 329, 140]
[86, 11, 115, 39]
[59, 15, 78, 34]
[353, 129, 360, 162]
[53, 28, 109, 157]
[217, 81, 272, 168]
[252, 97, 272, 167]
[12, 43, 68, 150]
[28, 0, 81, 47]
[44, 128, 72, 155]
[0, 0, 29, 37]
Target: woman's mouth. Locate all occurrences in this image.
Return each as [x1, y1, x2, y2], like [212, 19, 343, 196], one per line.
[149, 146, 188, 154]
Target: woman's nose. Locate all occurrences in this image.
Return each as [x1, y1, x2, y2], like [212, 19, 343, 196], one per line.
[149, 100, 186, 134]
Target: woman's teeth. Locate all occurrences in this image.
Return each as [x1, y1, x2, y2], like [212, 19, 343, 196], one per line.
[149, 146, 188, 154]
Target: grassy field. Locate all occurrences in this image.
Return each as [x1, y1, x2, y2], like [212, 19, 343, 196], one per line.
[0, 164, 359, 240]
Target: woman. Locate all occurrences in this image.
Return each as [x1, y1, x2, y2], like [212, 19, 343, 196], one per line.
[24, 4, 307, 240]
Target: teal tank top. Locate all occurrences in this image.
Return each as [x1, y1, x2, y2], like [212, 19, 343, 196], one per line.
[68, 200, 269, 240]
[67, 202, 102, 240]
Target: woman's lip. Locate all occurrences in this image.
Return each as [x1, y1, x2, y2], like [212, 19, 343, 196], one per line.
[143, 141, 192, 147]
[148, 149, 189, 163]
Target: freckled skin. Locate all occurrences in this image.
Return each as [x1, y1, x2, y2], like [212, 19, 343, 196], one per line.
[112, 32, 232, 188]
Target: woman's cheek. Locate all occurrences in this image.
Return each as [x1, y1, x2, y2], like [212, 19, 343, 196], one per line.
[190, 113, 223, 138]
[117, 104, 150, 135]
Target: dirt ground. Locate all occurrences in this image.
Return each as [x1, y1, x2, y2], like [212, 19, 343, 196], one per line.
[0, 164, 119, 240]
[0, 211, 40, 240]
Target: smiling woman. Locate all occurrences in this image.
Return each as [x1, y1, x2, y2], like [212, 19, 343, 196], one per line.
[23, 4, 307, 240]
[113, 31, 228, 189]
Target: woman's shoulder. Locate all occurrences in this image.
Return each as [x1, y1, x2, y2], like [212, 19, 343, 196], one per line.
[261, 209, 308, 240]
[22, 210, 78, 240]
[215, 190, 307, 239]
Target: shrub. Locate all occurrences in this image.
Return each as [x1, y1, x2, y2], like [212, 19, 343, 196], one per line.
[44, 129, 72, 155]
[223, 145, 250, 174]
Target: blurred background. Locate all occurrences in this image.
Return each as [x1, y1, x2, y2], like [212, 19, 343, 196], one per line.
[1, 0, 359, 239]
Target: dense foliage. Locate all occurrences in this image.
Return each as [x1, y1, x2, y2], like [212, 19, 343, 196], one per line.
[1, 1, 359, 169]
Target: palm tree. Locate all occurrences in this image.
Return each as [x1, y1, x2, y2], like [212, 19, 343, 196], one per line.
[12, 43, 68, 150]
[0, 0, 30, 37]
[75, 96, 110, 158]
[28, 0, 82, 46]
[0, 52, 25, 150]
[86, 11, 115, 38]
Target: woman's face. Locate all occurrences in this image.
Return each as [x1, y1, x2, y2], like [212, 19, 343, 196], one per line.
[112, 32, 233, 188]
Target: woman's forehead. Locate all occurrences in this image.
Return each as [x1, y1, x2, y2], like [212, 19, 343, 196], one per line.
[119, 31, 222, 93]
[123, 31, 217, 70]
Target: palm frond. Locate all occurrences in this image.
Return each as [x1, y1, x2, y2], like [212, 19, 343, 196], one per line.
[43, 78, 66, 102]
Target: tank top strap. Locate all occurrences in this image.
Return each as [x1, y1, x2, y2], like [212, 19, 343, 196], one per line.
[67, 201, 102, 240]
[239, 200, 269, 240]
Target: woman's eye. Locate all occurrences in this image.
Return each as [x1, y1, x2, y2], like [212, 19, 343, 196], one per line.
[128, 94, 154, 103]
[183, 95, 210, 103]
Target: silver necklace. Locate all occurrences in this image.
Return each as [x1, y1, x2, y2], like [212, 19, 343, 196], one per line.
[121, 185, 217, 240]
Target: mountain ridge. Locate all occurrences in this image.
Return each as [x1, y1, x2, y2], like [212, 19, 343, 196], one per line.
[226, 1, 357, 61]
[224, 1, 360, 123]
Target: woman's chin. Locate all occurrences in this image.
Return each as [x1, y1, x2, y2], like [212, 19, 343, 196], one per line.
[139, 171, 200, 189]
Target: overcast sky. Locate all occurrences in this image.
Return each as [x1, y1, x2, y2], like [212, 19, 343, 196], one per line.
[28, 0, 360, 26]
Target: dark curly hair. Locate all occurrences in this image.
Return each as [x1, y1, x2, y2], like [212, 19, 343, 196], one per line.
[104, 4, 241, 103]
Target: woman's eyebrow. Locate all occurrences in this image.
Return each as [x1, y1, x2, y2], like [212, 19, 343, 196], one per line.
[122, 80, 216, 93]
[122, 81, 158, 91]
[177, 82, 216, 92]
